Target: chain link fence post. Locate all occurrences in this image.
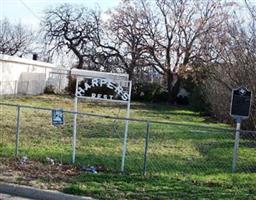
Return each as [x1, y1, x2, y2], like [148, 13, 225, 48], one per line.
[15, 105, 21, 156]
[72, 96, 78, 163]
[232, 118, 241, 173]
[143, 121, 150, 176]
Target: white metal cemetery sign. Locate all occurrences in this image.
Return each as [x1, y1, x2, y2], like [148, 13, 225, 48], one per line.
[71, 69, 132, 173]
[76, 78, 130, 102]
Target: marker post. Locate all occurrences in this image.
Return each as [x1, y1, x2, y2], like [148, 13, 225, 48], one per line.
[232, 117, 241, 173]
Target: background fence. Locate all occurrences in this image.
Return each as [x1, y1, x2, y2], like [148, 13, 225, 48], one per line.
[0, 102, 256, 176]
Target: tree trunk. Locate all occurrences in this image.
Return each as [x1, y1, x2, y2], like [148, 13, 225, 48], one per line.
[77, 57, 84, 69]
[167, 70, 173, 102]
[127, 67, 134, 81]
[167, 71, 180, 104]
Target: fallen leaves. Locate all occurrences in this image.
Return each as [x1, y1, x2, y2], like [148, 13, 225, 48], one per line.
[0, 157, 80, 190]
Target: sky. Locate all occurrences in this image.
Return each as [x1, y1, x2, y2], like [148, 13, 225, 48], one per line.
[0, 0, 120, 29]
[0, 0, 254, 30]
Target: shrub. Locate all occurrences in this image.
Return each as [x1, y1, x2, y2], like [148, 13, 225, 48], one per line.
[132, 82, 167, 102]
[179, 76, 209, 112]
[44, 85, 55, 94]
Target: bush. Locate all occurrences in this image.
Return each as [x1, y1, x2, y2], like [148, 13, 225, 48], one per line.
[132, 82, 167, 102]
[180, 76, 209, 112]
[44, 85, 55, 94]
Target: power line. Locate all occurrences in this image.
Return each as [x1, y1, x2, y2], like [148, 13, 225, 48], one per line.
[19, 0, 41, 21]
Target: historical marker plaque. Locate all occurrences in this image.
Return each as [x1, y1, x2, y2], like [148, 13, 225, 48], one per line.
[230, 86, 252, 119]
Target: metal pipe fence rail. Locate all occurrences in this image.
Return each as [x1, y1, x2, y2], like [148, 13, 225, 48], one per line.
[0, 102, 256, 176]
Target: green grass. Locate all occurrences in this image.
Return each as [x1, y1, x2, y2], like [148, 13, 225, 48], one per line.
[0, 95, 256, 199]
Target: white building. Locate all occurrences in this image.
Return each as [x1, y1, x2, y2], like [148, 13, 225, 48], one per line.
[0, 54, 68, 95]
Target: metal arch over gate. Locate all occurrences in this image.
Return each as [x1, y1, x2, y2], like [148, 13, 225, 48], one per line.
[71, 69, 132, 173]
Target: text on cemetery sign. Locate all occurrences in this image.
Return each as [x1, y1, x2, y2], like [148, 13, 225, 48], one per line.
[76, 78, 130, 101]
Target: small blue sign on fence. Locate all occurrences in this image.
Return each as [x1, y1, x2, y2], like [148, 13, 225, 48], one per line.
[52, 109, 64, 126]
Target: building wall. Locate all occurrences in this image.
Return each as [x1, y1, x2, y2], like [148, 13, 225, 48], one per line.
[0, 54, 57, 95]
[0, 54, 130, 95]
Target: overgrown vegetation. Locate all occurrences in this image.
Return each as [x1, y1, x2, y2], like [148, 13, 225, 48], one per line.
[131, 82, 167, 102]
[0, 95, 255, 199]
[2, 0, 256, 129]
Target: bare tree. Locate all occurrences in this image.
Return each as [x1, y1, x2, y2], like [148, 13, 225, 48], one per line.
[245, 0, 256, 20]
[202, 8, 256, 129]
[0, 18, 33, 56]
[140, 0, 232, 102]
[42, 4, 101, 69]
[94, 0, 150, 80]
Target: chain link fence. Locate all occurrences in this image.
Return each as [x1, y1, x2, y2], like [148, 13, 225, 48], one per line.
[46, 71, 69, 94]
[0, 104, 16, 157]
[0, 102, 256, 177]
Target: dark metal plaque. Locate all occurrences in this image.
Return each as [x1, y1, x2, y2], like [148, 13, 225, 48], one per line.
[230, 86, 252, 119]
